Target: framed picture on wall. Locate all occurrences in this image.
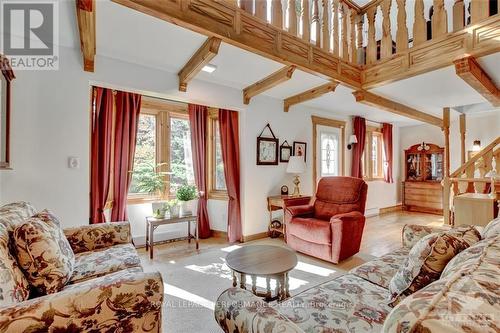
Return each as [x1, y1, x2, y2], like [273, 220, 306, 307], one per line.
[280, 140, 292, 162]
[257, 137, 279, 165]
[293, 141, 307, 163]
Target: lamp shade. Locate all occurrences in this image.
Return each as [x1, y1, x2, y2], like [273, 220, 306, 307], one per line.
[287, 156, 306, 174]
[349, 134, 358, 144]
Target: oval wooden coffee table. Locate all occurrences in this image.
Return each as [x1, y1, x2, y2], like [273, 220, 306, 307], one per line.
[226, 245, 298, 302]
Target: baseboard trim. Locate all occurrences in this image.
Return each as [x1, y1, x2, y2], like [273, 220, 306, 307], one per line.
[243, 231, 269, 242]
[379, 204, 403, 215]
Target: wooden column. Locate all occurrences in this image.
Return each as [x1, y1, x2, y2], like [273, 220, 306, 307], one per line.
[312, 0, 321, 47]
[341, 2, 349, 61]
[380, 0, 392, 59]
[470, 0, 489, 24]
[453, 0, 465, 31]
[413, 0, 426, 46]
[396, 0, 408, 53]
[332, 0, 340, 56]
[288, 0, 298, 35]
[443, 107, 451, 224]
[272, 0, 284, 29]
[366, 6, 377, 64]
[302, 0, 311, 42]
[321, 0, 330, 51]
[432, 0, 448, 38]
[460, 114, 466, 165]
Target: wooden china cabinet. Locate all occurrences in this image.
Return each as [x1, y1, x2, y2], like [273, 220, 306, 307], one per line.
[402, 143, 444, 214]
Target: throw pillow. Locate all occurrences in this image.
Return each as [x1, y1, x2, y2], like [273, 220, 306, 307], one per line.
[388, 226, 481, 306]
[14, 210, 75, 295]
[0, 224, 30, 306]
[482, 216, 500, 239]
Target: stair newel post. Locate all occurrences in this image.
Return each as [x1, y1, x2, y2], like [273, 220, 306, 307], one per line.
[443, 107, 451, 224]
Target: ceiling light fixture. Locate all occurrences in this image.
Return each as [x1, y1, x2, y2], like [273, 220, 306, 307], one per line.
[202, 64, 217, 73]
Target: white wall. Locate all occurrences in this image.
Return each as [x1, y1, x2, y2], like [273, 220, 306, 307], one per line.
[0, 46, 401, 243]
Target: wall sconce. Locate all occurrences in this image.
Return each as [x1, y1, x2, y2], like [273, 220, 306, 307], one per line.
[347, 135, 358, 150]
[472, 140, 481, 152]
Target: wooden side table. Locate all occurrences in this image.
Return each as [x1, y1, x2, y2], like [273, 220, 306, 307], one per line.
[454, 193, 497, 227]
[267, 195, 312, 237]
[145, 215, 198, 259]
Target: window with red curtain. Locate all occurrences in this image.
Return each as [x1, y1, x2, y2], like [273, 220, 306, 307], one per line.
[351, 117, 366, 179]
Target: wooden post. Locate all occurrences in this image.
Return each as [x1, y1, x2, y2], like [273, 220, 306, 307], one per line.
[453, 0, 465, 31]
[341, 2, 349, 61]
[470, 0, 489, 24]
[413, 0, 426, 46]
[288, 0, 298, 35]
[356, 14, 364, 64]
[432, 0, 448, 39]
[302, 0, 311, 42]
[350, 9, 357, 63]
[380, 0, 392, 59]
[321, 0, 330, 51]
[443, 107, 451, 225]
[396, 0, 408, 53]
[313, 0, 321, 47]
[332, 0, 340, 56]
[460, 114, 466, 165]
[272, 0, 284, 29]
[366, 6, 377, 64]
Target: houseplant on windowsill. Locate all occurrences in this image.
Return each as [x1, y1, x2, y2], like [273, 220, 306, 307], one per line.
[176, 184, 198, 217]
[130, 163, 171, 219]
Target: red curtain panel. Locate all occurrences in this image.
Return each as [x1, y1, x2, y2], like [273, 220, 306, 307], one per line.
[188, 104, 211, 239]
[219, 109, 242, 243]
[351, 116, 366, 179]
[90, 87, 114, 224]
[382, 123, 394, 183]
[110, 91, 142, 222]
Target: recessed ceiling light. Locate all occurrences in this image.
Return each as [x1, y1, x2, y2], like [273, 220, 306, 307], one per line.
[202, 64, 217, 73]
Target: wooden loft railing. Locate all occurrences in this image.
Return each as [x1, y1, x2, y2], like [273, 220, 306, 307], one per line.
[443, 137, 500, 225]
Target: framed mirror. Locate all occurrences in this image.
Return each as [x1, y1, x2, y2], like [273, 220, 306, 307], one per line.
[0, 55, 14, 169]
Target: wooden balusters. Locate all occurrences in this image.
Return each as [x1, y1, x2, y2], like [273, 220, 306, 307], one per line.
[341, 2, 349, 61]
[413, 0, 426, 46]
[366, 6, 377, 64]
[321, 0, 330, 51]
[332, 0, 340, 57]
[356, 15, 364, 65]
[380, 0, 392, 59]
[432, 0, 448, 38]
[350, 9, 357, 63]
[453, 0, 465, 31]
[302, 0, 311, 42]
[288, 0, 298, 35]
[255, 0, 267, 20]
[312, 0, 321, 47]
[396, 0, 408, 53]
[240, 0, 254, 14]
[470, 0, 489, 24]
[272, 0, 284, 29]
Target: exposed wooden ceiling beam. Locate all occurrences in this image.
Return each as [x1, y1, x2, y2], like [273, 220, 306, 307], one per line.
[352, 90, 443, 127]
[76, 0, 96, 72]
[454, 55, 500, 107]
[111, 0, 362, 89]
[284, 82, 339, 112]
[178, 37, 222, 92]
[243, 66, 296, 105]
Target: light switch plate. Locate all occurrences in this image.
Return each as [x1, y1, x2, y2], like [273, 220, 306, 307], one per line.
[68, 157, 80, 169]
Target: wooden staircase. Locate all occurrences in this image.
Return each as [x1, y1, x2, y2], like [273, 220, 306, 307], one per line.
[443, 137, 500, 225]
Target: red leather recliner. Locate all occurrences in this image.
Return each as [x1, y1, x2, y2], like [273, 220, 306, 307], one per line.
[284, 177, 368, 264]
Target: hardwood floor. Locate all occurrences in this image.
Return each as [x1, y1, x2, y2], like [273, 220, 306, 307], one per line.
[138, 210, 443, 262]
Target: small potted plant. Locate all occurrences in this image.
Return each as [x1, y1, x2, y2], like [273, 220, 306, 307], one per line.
[176, 184, 198, 216]
[130, 163, 170, 219]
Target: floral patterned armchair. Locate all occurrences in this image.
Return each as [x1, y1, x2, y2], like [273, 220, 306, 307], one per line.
[0, 202, 164, 333]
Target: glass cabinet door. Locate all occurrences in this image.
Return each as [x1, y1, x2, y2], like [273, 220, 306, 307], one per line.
[425, 153, 443, 181]
[406, 153, 422, 181]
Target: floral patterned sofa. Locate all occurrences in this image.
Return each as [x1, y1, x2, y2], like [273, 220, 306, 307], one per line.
[215, 220, 500, 332]
[0, 202, 163, 332]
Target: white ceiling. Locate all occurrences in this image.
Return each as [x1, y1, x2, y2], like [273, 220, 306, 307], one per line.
[56, 0, 499, 127]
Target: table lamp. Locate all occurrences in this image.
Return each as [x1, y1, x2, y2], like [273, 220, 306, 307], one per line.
[287, 156, 306, 196]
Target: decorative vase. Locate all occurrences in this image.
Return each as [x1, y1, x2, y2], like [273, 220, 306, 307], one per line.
[170, 204, 180, 218]
[151, 201, 168, 219]
[179, 200, 192, 217]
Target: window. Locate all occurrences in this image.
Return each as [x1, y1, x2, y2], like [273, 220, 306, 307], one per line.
[207, 108, 227, 200]
[363, 128, 384, 180]
[320, 130, 340, 177]
[169, 115, 195, 194]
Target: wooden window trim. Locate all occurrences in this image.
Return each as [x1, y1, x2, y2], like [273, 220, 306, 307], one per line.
[312, 115, 346, 193]
[363, 127, 384, 181]
[207, 108, 228, 200]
